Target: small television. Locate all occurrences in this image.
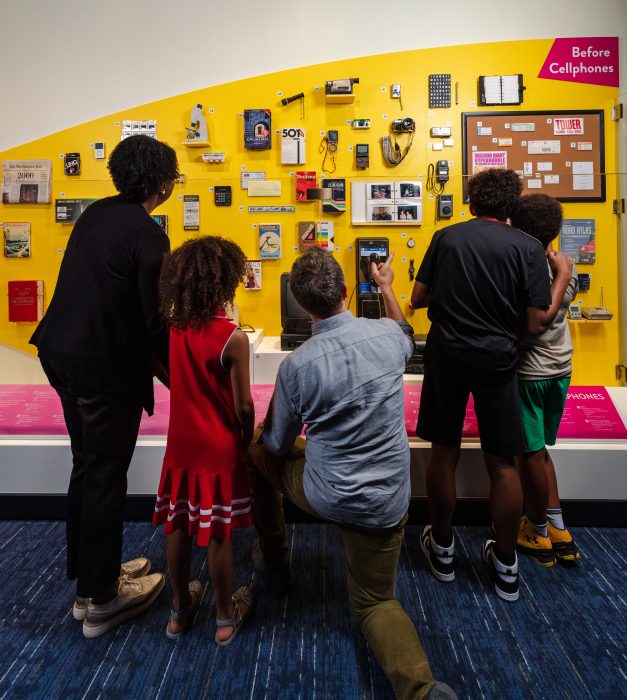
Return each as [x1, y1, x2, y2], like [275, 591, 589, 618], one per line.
[280, 272, 312, 334]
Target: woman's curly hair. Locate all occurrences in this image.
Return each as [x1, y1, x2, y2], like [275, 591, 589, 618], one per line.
[108, 135, 179, 203]
[467, 168, 523, 221]
[159, 236, 247, 330]
[511, 193, 563, 249]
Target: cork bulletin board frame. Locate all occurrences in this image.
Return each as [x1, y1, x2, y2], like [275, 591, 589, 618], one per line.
[462, 110, 605, 203]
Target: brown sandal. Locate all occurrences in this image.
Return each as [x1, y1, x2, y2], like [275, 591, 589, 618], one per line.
[215, 586, 255, 646]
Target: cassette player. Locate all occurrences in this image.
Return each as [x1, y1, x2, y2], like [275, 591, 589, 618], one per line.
[405, 334, 427, 374]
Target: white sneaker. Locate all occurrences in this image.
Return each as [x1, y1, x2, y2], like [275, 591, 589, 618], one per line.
[72, 557, 152, 621]
[82, 573, 164, 638]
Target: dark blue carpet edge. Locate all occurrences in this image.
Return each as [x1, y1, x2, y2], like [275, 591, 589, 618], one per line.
[0, 522, 625, 700]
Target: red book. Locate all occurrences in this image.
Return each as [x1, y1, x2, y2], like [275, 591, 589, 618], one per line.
[295, 171, 316, 201]
[8, 280, 44, 322]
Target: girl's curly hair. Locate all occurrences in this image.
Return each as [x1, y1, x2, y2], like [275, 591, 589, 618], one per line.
[108, 135, 179, 203]
[159, 236, 247, 330]
[511, 193, 563, 249]
[468, 168, 523, 222]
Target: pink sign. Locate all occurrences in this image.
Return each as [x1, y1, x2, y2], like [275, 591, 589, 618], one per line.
[538, 37, 619, 88]
[557, 386, 627, 439]
[0, 384, 625, 441]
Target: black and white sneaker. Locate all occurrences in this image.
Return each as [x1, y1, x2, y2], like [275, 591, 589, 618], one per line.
[482, 539, 519, 602]
[420, 525, 455, 582]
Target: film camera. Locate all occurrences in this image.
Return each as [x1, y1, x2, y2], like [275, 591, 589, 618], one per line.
[391, 117, 416, 133]
[325, 78, 360, 95]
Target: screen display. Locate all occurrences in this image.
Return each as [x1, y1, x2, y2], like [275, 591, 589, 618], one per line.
[281, 272, 312, 332]
[360, 245, 388, 258]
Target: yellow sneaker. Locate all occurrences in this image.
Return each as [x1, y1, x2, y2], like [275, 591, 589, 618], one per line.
[547, 523, 581, 565]
[516, 516, 556, 567]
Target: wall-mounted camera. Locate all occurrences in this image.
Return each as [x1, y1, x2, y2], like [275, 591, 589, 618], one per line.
[391, 117, 415, 134]
[325, 78, 359, 95]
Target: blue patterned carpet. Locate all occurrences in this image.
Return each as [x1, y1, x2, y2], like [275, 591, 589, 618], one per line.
[0, 522, 625, 699]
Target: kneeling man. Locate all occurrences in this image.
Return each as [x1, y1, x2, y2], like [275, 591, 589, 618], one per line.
[248, 248, 456, 700]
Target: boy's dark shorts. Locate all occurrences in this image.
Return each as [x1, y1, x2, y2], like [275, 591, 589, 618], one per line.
[417, 349, 524, 457]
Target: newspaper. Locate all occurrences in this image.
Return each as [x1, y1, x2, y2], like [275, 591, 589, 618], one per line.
[2, 160, 52, 204]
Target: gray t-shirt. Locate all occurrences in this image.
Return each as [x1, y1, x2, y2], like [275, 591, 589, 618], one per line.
[518, 262, 578, 380]
[263, 311, 414, 529]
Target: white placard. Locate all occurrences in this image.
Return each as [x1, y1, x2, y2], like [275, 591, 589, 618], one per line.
[511, 123, 535, 132]
[537, 162, 553, 171]
[573, 161, 593, 175]
[527, 179, 542, 189]
[573, 175, 594, 190]
[544, 175, 560, 184]
[528, 141, 561, 155]
[577, 142, 593, 151]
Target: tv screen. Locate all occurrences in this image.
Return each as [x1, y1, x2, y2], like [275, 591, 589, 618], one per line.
[281, 272, 312, 333]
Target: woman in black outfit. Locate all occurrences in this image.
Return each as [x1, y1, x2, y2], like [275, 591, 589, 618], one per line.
[31, 135, 178, 638]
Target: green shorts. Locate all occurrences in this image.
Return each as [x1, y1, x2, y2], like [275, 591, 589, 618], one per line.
[517, 376, 570, 453]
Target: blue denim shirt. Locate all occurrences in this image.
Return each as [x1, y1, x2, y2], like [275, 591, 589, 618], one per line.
[263, 311, 414, 528]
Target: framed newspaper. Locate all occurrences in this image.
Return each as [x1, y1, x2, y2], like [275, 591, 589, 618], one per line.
[2, 160, 52, 204]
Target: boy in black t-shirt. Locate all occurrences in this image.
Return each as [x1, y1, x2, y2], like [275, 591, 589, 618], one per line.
[411, 169, 573, 602]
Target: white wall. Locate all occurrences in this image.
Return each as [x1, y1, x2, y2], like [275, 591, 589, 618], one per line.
[1, 0, 626, 150]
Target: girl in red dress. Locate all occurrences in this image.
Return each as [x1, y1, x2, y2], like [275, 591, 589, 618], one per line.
[153, 236, 255, 644]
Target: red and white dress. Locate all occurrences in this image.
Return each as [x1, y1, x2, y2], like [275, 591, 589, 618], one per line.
[153, 313, 253, 545]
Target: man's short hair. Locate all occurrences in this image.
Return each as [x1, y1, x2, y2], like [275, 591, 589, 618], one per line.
[289, 248, 345, 319]
[467, 168, 523, 222]
[511, 194, 563, 249]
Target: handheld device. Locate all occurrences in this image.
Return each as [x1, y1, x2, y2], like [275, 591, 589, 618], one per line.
[437, 194, 453, 219]
[355, 144, 369, 169]
[214, 185, 232, 206]
[325, 78, 359, 95]
[355, 237, 389, 318]
[437, 160, 449, 183]
[568, 304, 582, 320]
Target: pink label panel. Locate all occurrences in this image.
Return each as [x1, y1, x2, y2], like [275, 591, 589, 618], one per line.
[0, 384, 625, 440]
[538, 37, 619, 88]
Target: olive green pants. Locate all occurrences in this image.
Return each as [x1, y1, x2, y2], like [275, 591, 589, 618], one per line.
[248, 437, 436, 700]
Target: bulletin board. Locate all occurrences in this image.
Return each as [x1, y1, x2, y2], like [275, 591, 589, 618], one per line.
[462, 110, 605, 202]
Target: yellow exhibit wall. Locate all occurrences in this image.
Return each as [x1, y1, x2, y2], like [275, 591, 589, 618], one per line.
[0, 39, 621, 385]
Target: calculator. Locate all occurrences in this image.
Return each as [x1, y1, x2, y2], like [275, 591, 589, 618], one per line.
[429, 74, 451, 108]
[214, 185, 232, 206]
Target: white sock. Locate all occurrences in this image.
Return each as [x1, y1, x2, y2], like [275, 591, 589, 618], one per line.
[528, 516, 548, 538]
[547, 508, 565, 530]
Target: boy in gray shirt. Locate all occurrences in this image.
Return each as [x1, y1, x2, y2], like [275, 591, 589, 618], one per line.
[512, 194, 580, 567]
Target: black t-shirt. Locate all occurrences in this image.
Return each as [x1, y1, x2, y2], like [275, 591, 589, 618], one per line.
[30, 195, 170, 409]
[416, 218, 551, 376]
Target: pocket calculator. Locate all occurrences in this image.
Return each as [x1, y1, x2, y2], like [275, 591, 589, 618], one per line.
[214, 185, 232, 206]
[429, 74, 451, 108]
